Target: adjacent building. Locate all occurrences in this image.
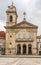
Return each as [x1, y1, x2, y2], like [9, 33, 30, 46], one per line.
[37, 35, 41, 55]
[0, 31, 5, 55]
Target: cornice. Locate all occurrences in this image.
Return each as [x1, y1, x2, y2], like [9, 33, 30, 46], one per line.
[5, 26, 38, 29]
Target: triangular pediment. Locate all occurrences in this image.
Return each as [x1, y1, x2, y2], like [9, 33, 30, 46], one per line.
[16, 22, 33, 27]
[14, 21, 38, 28]
[5, 20, 38, 29]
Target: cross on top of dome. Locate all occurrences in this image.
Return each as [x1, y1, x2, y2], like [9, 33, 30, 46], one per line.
[23, 12, 26, 21]
[12, 2, 13, 6]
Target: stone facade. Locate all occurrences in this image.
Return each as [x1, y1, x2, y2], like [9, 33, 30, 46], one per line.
[37, 35, 41, 55]
[4, 3, 41, 55]
[0, 3, 41, 57]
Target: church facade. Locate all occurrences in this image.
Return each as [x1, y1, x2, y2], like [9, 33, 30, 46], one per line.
[4, 3, 41, 55]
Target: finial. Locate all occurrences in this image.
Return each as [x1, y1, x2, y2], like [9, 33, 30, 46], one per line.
[12, 2, 13, 6]
[23, 12, 26, 20]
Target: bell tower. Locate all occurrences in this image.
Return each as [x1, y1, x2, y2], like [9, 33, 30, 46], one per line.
[6, 2, 18, 26]
[5, 3, 18, 55]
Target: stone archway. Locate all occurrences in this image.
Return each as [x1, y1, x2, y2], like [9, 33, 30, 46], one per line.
[23, 44, 26, 54]
[28, 44, 32, 55]
[17, 44, 21, 54]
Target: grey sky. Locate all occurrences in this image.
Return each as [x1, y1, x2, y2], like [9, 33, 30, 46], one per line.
[0, 0, 41, 35]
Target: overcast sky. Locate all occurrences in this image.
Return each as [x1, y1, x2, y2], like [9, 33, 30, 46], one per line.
[0, 0, 41, 35]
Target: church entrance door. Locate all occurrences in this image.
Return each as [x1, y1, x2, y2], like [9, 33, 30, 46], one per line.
[17, 44, 21, 54]
[28, 44, 32, 55]
[23, 44, 26, 54]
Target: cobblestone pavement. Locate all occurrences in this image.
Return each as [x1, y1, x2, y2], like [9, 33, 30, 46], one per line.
[0, 57, 41, 65]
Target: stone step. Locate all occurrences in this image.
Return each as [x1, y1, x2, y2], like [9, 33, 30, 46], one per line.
[0, 55, 41, 58]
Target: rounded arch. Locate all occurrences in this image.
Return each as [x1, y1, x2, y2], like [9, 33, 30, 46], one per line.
[23, 44, 26, 54]
[17, 44, 21, 54]
[10, 16, 13, 22]
[28, 44, 32, 47]
[28, 44, 32, 55]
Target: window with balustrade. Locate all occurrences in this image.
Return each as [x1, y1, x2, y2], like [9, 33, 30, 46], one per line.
[27, 33, 32, 39]
[23, 34, 26, 39]
[17, 34, 20, 39]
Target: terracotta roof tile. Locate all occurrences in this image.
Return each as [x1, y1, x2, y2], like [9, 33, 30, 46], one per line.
[0, 31, 5, 38]
[37, 35, 41, 39]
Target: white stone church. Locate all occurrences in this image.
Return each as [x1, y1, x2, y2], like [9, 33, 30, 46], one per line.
[0, 3, 41, 56]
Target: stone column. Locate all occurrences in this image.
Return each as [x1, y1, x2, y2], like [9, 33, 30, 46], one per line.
[21, 45, 23, 55]
[26, 44, 28, 55]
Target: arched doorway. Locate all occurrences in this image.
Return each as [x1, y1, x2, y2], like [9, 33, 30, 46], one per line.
[23, 44, 26, 54]
[28, 44, 32, 55]
[17, 44, 21, 54]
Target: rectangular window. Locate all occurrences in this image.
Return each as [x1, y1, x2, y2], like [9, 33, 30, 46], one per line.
[37, 39, 39, 42]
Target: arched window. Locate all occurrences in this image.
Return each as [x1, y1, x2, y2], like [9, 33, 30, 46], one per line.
[17, 34, 20, 39]
[23, 44, 26, 54]
[23, 34, 26, 39]
[27, 32, 32, 39]
[10, 16, 13, 22]
[28, 44, 32, 55]
[17, 44, 21, 54]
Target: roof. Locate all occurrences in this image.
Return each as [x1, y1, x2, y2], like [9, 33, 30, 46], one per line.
[14, 20, 38, 28]
[0, 31, 5, 38]
[37, 35, 41, 39]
